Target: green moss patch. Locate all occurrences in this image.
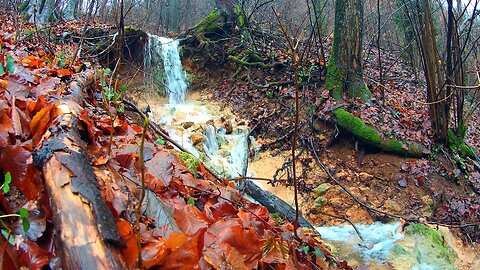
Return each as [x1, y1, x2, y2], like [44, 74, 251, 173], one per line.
[404, 224, 457, 264]
[332, 108, 424, 157]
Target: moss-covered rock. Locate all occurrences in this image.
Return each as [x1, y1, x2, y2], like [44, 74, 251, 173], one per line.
[332, 108, 425, 157]
[403, 224, 457, 264]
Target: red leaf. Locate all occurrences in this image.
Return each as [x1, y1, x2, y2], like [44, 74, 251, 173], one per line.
[209, 200, 238, 219]
[0, 145, 42, 200]
[18, 240, 50, 270]
[117, 219, 139, 267]
[142, 239, 167, 268]
[174, 205, 211, 235]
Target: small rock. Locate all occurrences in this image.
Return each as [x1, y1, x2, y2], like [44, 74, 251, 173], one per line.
[224, 121, 233, 134]
[237, 120, 246, 126]
[314, 197, 327, 208]
[358, 172, 373, 181]
[191, 133, 203, 145]
[206, 119, 215, 126]
[384, 199, 402, 213]
[182, 121, 194, 129]
[312, 183, 333, 197]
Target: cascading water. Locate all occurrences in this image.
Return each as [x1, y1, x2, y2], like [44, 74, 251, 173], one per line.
[140, 33, 476, 269]
[144, 34, 188, 104]
[143, 34, 251, 179]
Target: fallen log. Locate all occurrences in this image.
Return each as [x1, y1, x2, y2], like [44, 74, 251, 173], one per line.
[332, 108, 426, 157]
[33, 71, 126, 269]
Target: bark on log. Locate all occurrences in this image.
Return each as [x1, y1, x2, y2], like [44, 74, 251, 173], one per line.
[33, 71, 126, 269]
[240, 180, 314, 229]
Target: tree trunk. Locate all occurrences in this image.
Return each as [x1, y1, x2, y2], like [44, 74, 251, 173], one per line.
[24, 0, 56, 24]
[325, 0, 371, 101]
[34, 71, 126, 268]
[417, 0, 449, 142]
[63, 0, 80, 20]
[167, 0, 180, 32]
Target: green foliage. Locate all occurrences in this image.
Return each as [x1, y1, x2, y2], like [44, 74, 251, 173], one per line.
[234, 4, 245, 28]
[271, 213, 283, 224]
[156, 138, 165, 145]
[186, 198, 195, 205]
[179, 151, 200, 177]
[1, 171, 11, 193]
[1, 172, 30, 244]
[5, 55, 15, 74]
[196, 10, 223, 35]
[448, 129, 477, 158]
[0, 55, 15, 76]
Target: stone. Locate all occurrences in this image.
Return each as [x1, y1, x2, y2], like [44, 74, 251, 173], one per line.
[384, 199, 402, 213]
[182, 121, 194, 129]
[224, 121, 233, 134]
[314, 197, 327, 208]
[358, 172, 373, 181]
[191, 133, 203, 145]
[312, 183, 333, 198]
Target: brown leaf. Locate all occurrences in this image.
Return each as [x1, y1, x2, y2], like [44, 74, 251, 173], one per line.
[142, 239, 168, 268]
[117, 219, 139, 267]
[18, 240, 50, 270]
[0, 145, 42, 200]
[203, 242, 249, 270]
[174, 205, 211, 235]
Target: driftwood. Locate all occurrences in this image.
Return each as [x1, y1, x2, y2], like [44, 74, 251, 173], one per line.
[33, 71, 126, 269]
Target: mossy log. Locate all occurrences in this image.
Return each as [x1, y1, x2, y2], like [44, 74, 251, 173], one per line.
[332, 108, 425, 157]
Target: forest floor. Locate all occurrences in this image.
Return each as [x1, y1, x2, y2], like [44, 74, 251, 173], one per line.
[182, 34, 480, 246]
[1, 13, 480, 269]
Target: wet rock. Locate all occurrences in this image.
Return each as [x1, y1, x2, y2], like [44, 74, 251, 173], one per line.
[312, 183, 333, 198]
[358, 172, 373, 181]
[237, 120, 246, 126]
[191, 133, 203, 145]
[314, 197, 327, 208]
[182, 121, 194, 129]
[384, 199, 402, 213]
[224, 121, 233, 134]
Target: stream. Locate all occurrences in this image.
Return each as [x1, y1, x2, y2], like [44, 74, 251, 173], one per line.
[139, 34, 479, 270]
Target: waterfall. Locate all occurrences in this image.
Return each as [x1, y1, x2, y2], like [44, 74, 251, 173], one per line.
[203, 125, 219, 158]
[144, 34, 188, 104]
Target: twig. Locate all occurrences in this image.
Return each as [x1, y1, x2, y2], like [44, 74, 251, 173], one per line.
[134, 117, 148, 269]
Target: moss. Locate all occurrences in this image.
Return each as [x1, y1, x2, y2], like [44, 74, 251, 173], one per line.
[332, 108, 424, 157]
[195, 10, 223, 35]
[124, 26, 146, 36]
[333, 108, 383, 145]
[325, 57, 344, 100]
[404, 224, 457, 264]
[179, 151, 199, 177]
[459, 143, 476, 157]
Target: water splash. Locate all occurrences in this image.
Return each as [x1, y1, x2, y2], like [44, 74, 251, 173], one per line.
[144, 34, 188, 104]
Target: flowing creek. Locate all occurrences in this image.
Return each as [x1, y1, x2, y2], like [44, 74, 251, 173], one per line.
[138, 34, 479, 270]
